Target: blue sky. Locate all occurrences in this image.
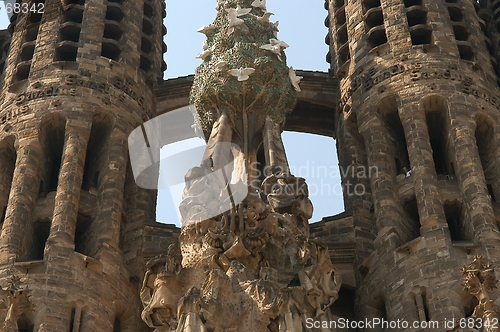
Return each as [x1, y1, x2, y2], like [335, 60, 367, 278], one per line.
[0, 1, 345, 225]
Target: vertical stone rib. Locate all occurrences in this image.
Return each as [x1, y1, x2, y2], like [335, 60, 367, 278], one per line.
[94, 131, 128, 266]
[46, 125, 90, 250]
[360, 123, 401, 245]
[0, 140, 42, 262]
[451, 120, 499, 245]
[401, 110, 446, 230]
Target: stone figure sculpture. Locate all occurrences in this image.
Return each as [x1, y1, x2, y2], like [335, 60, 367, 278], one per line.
[0, 276, 31, 332]
[141, 0, 342, 330]
[462, 256, 500, 332]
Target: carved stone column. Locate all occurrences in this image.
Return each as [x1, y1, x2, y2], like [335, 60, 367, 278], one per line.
[400, 108, 447, 231]
[451, 119, 500, 246]
[0, 139, 42, 263]
[46, 123, 90, 252]
[359, 121, 402, 246]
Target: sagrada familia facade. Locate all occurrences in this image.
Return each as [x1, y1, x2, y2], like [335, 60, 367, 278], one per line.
[0, 0, 499, 331]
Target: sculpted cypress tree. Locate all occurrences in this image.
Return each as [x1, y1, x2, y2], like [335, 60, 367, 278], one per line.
[140, 1, 342, 330]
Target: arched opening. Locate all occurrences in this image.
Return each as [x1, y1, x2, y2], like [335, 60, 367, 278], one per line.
[475, 114, 500, 208]
[424, 96, 452, 176]
[81, 113, 112, 191]
[330, 286, 356, 321]
[17, 314, 34, 332]
[75, 212, 93, 257]
[377, 97, 410, 177]
[402, 196, 420, 241]
[444, 200, 467, 241]
[0, 136, 16, 226]
[39, 114, 66, 197]
[113, 315, 121, 332]
[33, 217, 51, 260]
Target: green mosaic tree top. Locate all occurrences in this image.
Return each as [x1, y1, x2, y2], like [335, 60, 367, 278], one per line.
[189, 0, 299, 139]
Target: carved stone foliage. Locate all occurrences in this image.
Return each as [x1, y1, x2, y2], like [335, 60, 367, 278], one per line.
[462, 256, 500, 332]
[0, 275, 32, 332]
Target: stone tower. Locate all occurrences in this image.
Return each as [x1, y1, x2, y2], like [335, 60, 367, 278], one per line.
[327, 0, 500, 328]
[0, 0, 166, 330]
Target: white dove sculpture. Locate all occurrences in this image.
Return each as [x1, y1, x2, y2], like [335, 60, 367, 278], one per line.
[251, 0, 266, 10]
[226, 6, 252, 28]
[289, 67, 303, 92]
[270, 38, 289, 49]
[260, 38, 289, 61]
[255, 11, 274, 25]
[195, 48, 212, 61]
[197, 24, 215, 35]
[228, 67, 256, 82]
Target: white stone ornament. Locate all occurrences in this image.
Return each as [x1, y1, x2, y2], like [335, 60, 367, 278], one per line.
[235, 4, 253, 16]
[196, 48, 212, 61]
[228, 67, 256, 81]
[226, 8, 246, 28]
[271, 21, 279, 37]
[251, 0, 267, 10]
[255, 11, 274, 25]
[198, 24, 215, 34]
[289, 67, 303, 92]
[270, 38, 289, 49]
[260, 38, 289, 61]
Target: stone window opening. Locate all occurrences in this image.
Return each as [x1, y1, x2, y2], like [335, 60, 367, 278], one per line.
[409, 286, 429, 322]
[101, 0, 125, 61]
[113, 315, 121, 332]
[140, 0, 155, 71]
[377, 97, 410, 177]
[444, 201, 466, 241]
[402, 197, 420, 241]
[0, 136, 16, 225]
[329, 0, 350, 69]
[363, 0, 388, 49]
[81, 114, 112, 192]
[14, 0, 45, 82]
[17, 314, 34, 332]
[69, 300, 86, 332]
[404, 0, 432, 45]
[0, 206, 6, 224]
[40, 114, 66, 196]
[424, 99, 452, 176]
[75, 212, 93, 257]
[446, 1, 474, 60]
[55, 0, 84, 62]
[32, 218, 50, 260]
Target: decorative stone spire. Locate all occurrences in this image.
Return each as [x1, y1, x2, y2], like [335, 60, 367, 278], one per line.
[140, 1, 341, 330]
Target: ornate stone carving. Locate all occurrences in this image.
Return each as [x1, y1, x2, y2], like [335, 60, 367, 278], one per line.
[462, 256, 500, 332]
[141, 0, 341, 330]
[0, 276, 32, 332]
